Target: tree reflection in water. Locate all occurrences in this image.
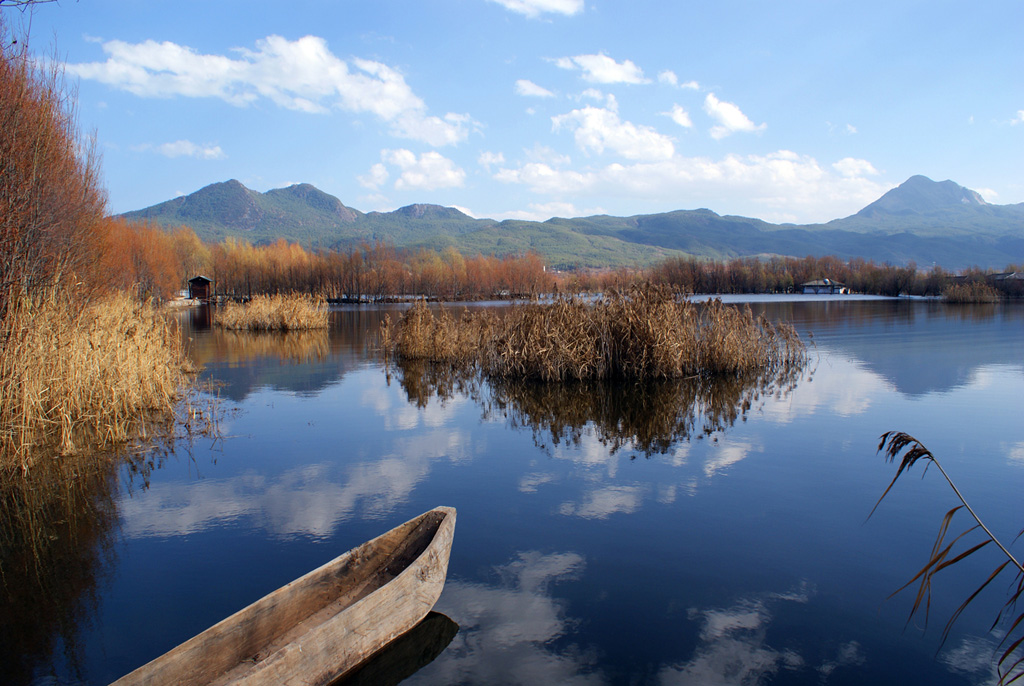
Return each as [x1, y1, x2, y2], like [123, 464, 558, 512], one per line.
[387, 357, 808, 458]
[0, 453, 122, 683]
[0, 416, 204, 683]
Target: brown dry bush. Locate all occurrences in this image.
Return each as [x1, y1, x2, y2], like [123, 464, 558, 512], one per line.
[215, 294, 329, 331]
[941, 281, 1001, 304]
[0, 292, 193, 470]
[381, 286, 806, 382]
[0, 27, 106, 321]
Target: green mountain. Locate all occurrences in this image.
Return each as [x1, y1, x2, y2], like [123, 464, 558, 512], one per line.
[121, 176, 1024, 270]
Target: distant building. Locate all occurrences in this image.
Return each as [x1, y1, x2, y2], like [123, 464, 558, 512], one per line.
[801, 278, 847, 295]
[188, 275, 213, 301]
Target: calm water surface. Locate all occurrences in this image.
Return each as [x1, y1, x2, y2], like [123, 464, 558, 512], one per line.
[9, 296, 1024, 685]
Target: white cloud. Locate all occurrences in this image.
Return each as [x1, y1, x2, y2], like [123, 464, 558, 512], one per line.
[524, 144, 572, 166]
[487, 0, 584, 18]
[554, 53, 650, 84]
[665, 104, 693, 128]
[382, 149, 466, 190]
[579, 88, 604, 101]
[832, 157, 878, 178]
[493, 200, 598, 222]
[67, 35, 472, 146]
[658, 71, 699, 90]
[478, 151, 506, 170]
[976, 187, 999, 202]
[494, 150, 891, 223]
[845, 123, 858, 135]
[704, 93, 766, 139]
[552, 105, 675, 161]
[357, 162, 389, 190]
[134, 139, 225, 159]
[1012, 110, 1024, 125]
[515, 79, 555, 97]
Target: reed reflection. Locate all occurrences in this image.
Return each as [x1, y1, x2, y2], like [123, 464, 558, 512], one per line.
[0, 452, 124, 683]
[188, 328, 332, 367]
[389, 360, 806, 458]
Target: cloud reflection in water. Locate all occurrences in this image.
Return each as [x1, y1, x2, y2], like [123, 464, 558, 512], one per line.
[407, 551, 607, 685]
[658, 584, 865, 686]
[118, 428, 470, 539]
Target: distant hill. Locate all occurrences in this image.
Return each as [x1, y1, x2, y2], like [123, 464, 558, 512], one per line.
[826, 175, 1024, 237]
[122, 176, 1024, 270]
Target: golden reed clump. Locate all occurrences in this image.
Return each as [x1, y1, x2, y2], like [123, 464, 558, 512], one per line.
[381, 286, 806, 382]
[941, 281, 1000, 304]
[215, 294, 329, 332]
[0, 291, 192, 470]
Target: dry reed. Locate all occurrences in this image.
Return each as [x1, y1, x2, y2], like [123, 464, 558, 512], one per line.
[215, 294, 329, 331]
[0, 291, 192, 470]
[382, 286, 806, 382]
[941, 281, 1001, 304]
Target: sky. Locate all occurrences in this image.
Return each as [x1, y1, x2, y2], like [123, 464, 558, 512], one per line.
[8, 0, 1024, 223]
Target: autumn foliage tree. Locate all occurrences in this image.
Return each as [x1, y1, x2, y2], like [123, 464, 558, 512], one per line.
[0, 25, 106, 320]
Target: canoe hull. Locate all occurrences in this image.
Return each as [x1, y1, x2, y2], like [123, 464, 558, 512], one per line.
[113, 506, 456, 686]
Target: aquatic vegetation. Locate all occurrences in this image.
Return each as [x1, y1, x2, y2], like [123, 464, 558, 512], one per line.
[0, 291, 201, 470]
[381, 286, 806, 382]
[215, 294, 329, 331]
[874, 432, 1024, 685]
[941, 282, 1001, 304]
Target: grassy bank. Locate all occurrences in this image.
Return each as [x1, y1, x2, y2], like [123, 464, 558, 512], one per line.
[215, 294, 329, 331]
[381, 286, 806, 381]
[0, 292, 193, 470]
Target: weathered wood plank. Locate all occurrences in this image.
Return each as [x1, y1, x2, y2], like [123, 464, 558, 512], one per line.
[112, 506, 456, 686]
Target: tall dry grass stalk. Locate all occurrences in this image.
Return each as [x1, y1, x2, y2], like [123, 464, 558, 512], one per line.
[941, 282, 1001, 304]
[215, 294, 329, 331]
[0, 291, 191, 470]
[381, 286, 806, 382]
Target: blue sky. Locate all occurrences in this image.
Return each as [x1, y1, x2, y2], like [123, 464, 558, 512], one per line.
[12, 0, 1024, 223]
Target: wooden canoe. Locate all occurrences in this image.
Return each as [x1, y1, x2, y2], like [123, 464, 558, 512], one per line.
[112, 506, 456, 686]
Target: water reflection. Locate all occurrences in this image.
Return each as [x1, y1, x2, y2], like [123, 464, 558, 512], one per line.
[756, 299, 1024, 396]
[408, 551, 606, 685]
[120, 429, 472, 539]
[335, 612, 459, 686]
[390, 360, 805, 459]
[657, 584, 865, 685]
[0, 454, 121, 683]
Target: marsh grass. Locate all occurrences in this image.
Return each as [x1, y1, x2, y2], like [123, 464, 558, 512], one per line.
[216, 294, 328, 331]
[942, 282, 1001, 303]
[381, 286, 806, 381]
[0, 291, 197, 469]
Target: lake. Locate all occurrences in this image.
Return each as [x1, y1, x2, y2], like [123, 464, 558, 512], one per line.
[6, 296, 1023, 685]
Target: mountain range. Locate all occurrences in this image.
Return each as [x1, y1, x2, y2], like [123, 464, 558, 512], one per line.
[122, 175, 1024, 270]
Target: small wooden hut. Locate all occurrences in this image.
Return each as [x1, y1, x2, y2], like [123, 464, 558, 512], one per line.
[800, 278, 847, 295]
[188, 275, 213, 301]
